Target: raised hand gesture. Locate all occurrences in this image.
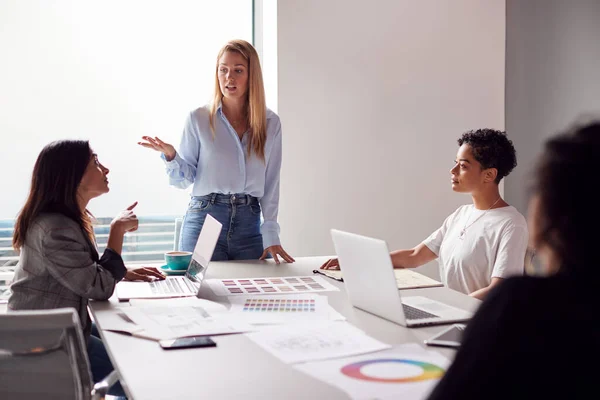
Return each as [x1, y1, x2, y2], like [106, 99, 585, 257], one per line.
[138, 136, 176, 161]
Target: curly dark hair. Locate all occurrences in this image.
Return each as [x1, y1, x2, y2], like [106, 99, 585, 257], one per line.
[457, 129, 517, 184]
[533, 121, 600, 273]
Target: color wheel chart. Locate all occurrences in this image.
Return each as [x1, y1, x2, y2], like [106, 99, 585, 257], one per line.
[341, 359, 444, 383]
[206, 275, 339, 296]
[293, 344, 450, 400]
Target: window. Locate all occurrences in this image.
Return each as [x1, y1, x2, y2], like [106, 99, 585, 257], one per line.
[0, 0, 256, 265]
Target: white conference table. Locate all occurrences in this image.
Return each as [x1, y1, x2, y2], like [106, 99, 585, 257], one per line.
[89, 256, 481, 400]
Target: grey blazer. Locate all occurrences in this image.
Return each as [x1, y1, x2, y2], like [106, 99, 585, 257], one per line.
[8, 213, 127, 338]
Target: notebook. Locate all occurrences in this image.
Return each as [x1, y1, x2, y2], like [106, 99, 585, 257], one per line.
[313, 268, 443, 290]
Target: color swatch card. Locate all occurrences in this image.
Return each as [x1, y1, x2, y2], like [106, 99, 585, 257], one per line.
[294, 343, 450, 400]
[227, 294, 346, 325]
[205, 275, 339, 296]
[245, 321, 391, 364]
[236, 296, 319, 313]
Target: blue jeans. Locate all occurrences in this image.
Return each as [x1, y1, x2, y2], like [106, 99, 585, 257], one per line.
[180, 193, 264, 261]
[87, 323, 126, 398]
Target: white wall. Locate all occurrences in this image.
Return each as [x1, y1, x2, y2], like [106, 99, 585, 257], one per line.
[277, 0, 505, 278]
[505, 0, 600, 215]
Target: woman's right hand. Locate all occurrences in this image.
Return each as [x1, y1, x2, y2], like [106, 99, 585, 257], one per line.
[138, 136, 176, 161]
[320, 258, 340, 270]
[111, 202, 139, 234]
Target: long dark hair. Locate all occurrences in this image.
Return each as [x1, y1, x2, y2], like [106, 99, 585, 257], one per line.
[12, 140, 95, 251]
[532, 121, 600, 274]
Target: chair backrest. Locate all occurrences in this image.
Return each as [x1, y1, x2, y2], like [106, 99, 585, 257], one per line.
[0, 308, 93, 400]
[173, 217, 184, 251]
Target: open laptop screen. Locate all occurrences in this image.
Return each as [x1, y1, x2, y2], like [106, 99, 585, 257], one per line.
[186, 258, 206, 288]
[184, 214, 222, 288]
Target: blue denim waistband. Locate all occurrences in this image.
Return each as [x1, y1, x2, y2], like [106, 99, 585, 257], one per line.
[192, 193, 258, 206]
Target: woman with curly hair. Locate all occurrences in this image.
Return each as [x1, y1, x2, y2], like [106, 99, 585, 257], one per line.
[427, 121, 600, 399]
[321, 129, 528, 300]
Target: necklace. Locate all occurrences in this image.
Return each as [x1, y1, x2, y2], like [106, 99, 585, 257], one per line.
[225, 113, 248, 135]
[459, 197, 501, 240]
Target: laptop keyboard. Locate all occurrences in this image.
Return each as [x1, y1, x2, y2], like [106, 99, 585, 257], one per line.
[402, 303, 439, 320]
[149, 278, 195, 295]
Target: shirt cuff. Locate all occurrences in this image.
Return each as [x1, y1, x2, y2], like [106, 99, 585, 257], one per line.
[261, 221, 281, 248]
[161, 152, 182, 170]
[99, 248, 127, 281]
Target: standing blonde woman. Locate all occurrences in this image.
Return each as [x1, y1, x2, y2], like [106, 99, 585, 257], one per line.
[139, 40, 294, 263]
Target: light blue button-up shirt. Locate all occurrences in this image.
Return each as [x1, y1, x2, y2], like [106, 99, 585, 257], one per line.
[162, 105, 282, 248]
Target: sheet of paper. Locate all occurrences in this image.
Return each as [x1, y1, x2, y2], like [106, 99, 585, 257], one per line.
[315, 269, 443, 290]
[206, 275, 339, 296]
[121, 305, 253, 340]
[245, 321, 390, 364]
[294, 343, 450, 400]
[129, 297, 228, 314]
[227, 294, 345, 324]
[98, 310, 144, 335]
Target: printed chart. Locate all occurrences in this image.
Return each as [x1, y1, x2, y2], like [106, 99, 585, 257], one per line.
[206, 275, 339, 296]
[227, 294, 346, 325]
[341, 359, 444, 383]
[245, 321, 390, 364]
[294, 344, 449, 400]
[241, 298, 316, 313]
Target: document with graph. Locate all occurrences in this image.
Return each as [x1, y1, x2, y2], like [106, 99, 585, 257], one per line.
[244, 321, 390, 364]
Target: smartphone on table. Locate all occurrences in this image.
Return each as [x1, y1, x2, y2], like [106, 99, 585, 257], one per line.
[423, 324, 466, 348]
[159, 336, 217, 350]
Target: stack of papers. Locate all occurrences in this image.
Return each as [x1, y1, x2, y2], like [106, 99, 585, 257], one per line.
[120, 305, 253, 340]
[101, 298, 252, 341]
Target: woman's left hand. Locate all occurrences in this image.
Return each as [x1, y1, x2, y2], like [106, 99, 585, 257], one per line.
[260, 245, 295, 264]
[124, 267, 166, 282]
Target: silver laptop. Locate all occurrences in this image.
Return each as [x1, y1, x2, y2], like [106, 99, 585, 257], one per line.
[116, 214, 222, 300]
[331, 229, 472, 327]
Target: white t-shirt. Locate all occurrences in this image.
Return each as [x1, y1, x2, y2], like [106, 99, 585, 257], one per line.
[422, 205, 528, 295]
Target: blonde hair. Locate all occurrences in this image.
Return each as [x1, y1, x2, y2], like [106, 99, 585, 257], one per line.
[209, 39, 267, 161]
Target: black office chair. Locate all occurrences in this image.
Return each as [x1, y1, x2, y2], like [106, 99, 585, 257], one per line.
[0, 308, 119, 400]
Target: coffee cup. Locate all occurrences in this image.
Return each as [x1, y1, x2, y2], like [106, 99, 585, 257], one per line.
[164, 251, 193, 271]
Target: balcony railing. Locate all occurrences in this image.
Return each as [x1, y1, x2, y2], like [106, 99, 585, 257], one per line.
[0, 216, 181, 266]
